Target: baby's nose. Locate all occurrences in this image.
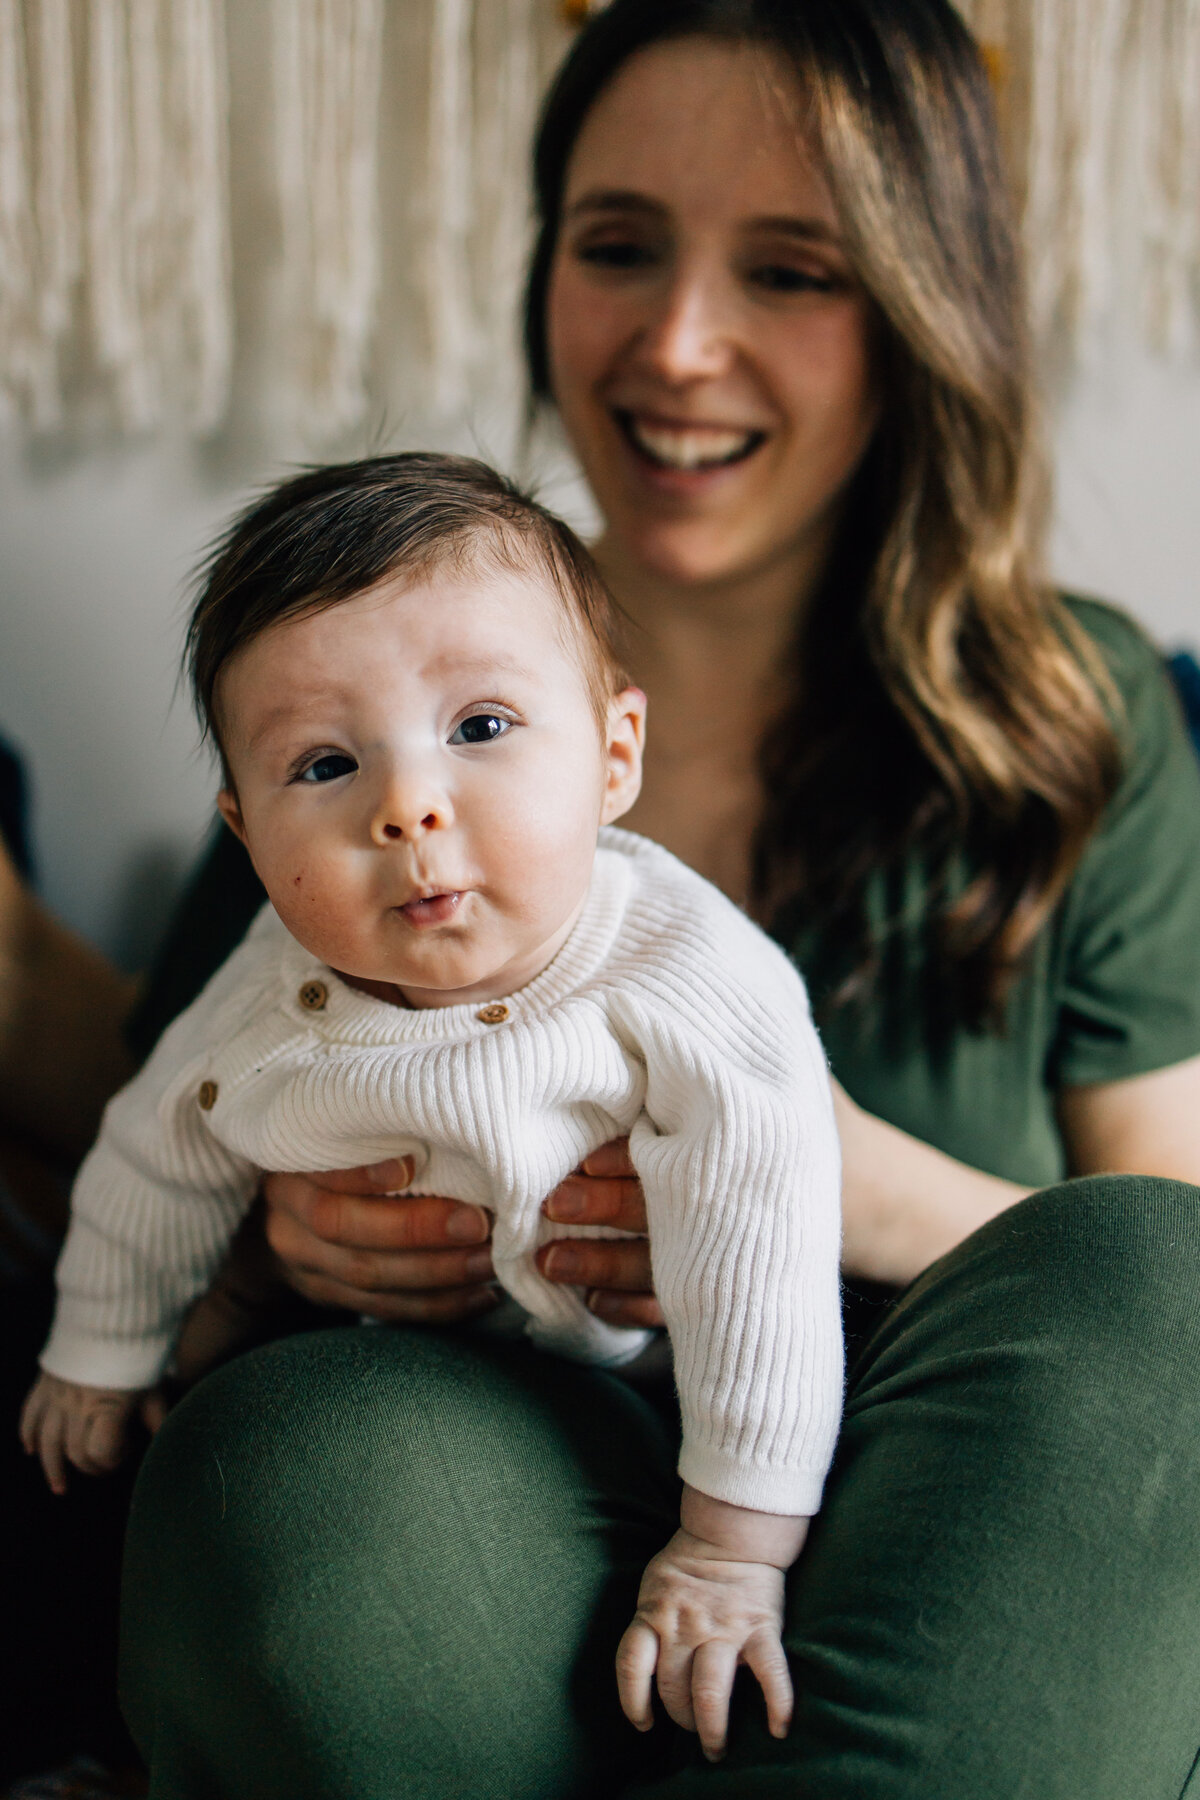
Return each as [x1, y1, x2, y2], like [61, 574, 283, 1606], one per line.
[370, 777, 453, 843]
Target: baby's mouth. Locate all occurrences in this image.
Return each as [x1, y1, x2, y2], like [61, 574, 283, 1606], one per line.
[398, 892, 463, 927]
[616, 411, 766, 472]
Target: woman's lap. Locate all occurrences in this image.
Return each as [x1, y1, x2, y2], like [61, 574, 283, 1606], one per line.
[122, 1175, 1200, 1799]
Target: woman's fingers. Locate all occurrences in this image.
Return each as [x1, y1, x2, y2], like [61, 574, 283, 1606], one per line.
[741, 1625, 795, 1740]
[690, 1639, 740, 1762]
[544, 1171, 647, 1230]
[265, 1171, 490, 1253]
[580, 1138, 638, 1180]
[290, 1157, 418, 1199]
[536, 1236, 654, 1292]
[262, 1175, 495, 1313]
[615, 1618, 659, 1732]
[586, 1289, 665, 1328]
[536, 1237, 664, 1326]
[543, 1141, 646, 1232]
[282, 1267, 500, 1323]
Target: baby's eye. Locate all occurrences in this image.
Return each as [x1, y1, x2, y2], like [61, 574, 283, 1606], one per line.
[297, 753, 357, 784]
[449, 713, 511, 746]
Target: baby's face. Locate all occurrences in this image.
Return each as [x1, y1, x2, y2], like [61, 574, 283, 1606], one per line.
[216, 561, 643, 1008]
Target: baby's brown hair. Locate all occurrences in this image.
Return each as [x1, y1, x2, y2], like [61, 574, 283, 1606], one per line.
[187, 453, 629, 765]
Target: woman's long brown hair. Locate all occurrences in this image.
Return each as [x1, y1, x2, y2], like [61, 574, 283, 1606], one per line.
[525, 0, 1122, 1032]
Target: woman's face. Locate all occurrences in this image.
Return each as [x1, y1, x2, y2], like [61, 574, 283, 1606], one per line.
[546, 37, 881, 595]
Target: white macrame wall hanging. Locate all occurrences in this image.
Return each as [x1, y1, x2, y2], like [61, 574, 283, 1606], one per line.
[1, 0, 1198, 446]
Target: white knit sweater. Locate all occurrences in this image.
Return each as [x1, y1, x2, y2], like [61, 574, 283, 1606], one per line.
[43, 829, 843, 1514]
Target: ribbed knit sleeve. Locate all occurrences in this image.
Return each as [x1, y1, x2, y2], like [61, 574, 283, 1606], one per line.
[612, 924, 843, 1517]
[39, 912, 275, 1389]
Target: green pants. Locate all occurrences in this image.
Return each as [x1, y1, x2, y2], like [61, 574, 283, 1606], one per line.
[120, 1177, 1200, 1798]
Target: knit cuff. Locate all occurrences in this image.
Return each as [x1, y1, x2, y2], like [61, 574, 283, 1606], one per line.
[39, 1323, 172, 1392]
[678, 1440, 828, 1517]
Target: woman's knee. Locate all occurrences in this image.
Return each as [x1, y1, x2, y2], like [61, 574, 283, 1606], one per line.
[870, 1173, 1200, 1387]
[120, 1326, 676, 1797]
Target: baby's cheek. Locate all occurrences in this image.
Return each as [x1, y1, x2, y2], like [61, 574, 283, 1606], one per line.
[269, 868, 366, 964]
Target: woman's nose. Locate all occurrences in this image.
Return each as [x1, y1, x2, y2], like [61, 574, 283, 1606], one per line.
[635, 266, 737, 384]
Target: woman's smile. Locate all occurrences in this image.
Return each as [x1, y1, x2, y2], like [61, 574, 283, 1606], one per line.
[614, 410, 768, 475]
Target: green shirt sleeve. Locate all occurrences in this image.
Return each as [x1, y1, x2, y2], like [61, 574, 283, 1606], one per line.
[1049, 600, 1200, 1088]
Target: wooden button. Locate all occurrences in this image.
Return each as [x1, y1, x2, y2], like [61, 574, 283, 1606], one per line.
[298, 979, 328, 1012]
[477, 1002, 509, 1025]
[197, 1080, 218, 1111]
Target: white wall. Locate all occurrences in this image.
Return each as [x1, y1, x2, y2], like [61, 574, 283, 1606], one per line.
[1, 340, 1198, 967]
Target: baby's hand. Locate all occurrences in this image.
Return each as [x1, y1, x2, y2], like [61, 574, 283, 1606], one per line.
[616, 1488, 809, 1762]
[19, 1371, 165, 1495]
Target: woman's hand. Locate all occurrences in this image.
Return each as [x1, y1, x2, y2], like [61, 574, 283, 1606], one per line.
[262, 1161, 498, 1323]
[538, 1139, 664, 1329]
[261, 1142, 664, 1329]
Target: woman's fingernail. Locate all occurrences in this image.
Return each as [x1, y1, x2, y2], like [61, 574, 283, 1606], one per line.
[366, 1157, 413, 1189]
[446, 1204, 489, 1244]
[544, 1245, 581, 1281]
[546, 1184, 585, 1222]
[465, 1249, 495, 1280]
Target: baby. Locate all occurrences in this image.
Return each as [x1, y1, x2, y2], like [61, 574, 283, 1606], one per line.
[21, 453, 843, 1758]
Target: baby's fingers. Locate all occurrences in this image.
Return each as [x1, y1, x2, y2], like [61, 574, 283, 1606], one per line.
[691, 1639, 738, 1762]
[67, 1396, 129, 1476]
[654, 1640, 697, 1735]
[30, 1405, 70, 1495]
[742, 1625, 794, 1741]
[615, 1617, 658, 1732]
[19, 1383, 68, 1494]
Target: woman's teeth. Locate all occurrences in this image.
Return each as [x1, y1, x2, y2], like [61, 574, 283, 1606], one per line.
[621, 415, 763, 471]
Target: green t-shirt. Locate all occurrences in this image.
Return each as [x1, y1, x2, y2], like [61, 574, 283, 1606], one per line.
[130, 598, 1200, 1194]
[785, 598, 1200, 1188]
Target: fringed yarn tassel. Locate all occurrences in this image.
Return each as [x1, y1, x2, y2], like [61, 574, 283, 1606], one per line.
[1023, 0, 1128, 363]
[85, 0, 150, 427]
[0, 0, 38, 422]
[424, 0, 476, 421]
[167, 0, 232, 432]
[29, 0, 80, 427]
[471, 0, 539, 445]
[273, 0, 383, 444]
[1138, 0, 1200, 356]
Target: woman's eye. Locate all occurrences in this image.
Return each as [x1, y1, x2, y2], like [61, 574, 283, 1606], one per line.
[749, 263, 837, 295]
[297, 753, 357, 784]
[449, 713, 511, 746]
[576, 239, 657, 272]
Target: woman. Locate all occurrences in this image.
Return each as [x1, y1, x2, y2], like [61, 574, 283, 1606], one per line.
[118, 2, 1200, 1794]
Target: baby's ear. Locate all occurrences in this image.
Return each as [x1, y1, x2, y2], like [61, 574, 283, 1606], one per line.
[216, 787, 248, 846]
[601, 687, 646, 825]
